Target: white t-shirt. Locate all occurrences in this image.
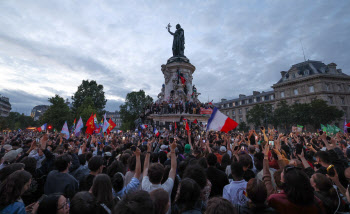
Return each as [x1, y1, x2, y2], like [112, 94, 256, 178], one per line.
[142, 176, 174, 214]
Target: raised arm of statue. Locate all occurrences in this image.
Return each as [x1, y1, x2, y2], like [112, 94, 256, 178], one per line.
[167, 23, 174, 35]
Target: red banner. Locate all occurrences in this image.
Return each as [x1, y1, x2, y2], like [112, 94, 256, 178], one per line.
[200, 107, 213, 115]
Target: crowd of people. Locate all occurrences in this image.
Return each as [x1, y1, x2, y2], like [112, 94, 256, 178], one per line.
[142, 101, 213, 116]
[1, 127, 350, 214]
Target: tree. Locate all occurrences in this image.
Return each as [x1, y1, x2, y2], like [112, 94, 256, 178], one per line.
[71, 80, 107, 116]
[0, 112, 38, 130]
[273, 100, 292, 132]
[290, 103, 312, 127]
[40, 95, 72, 130]
[76, 97, 98, 132]
[246, 104, 273, 128]
[237, 121, 249, 132]
[119, 90, 153, 131]
[309, 99, 344, 129]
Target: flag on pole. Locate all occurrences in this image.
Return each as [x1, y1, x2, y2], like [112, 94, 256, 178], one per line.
[154, 128, 160, 137]
[297, 125, 303, 132]
[86, 114, 95, 135]
[103, 113, 110, 133]
[74, 117, 84, 136]
[93, 114, 100, 134]
[175, 122, 177, 131]
[140, 124, 148, 130]
[37, 123, 47, 132]
[344, 119, 348, 133]
[321, 124, 327, 132]
[71, 118, 76, 134]
[61, 121, 70, 139]
[206, 107, 238, 133]
[193, 119, 198, 124]
[106, 119, 116, 134]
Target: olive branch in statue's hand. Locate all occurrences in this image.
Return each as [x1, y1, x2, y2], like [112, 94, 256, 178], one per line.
[166, 23, 171, 30]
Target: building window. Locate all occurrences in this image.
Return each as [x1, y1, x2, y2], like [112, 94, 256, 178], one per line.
[239, 117, 243, 122]
[292, 73, 296, 78]
[272, 105, 274, 111]
[239, 109, 242, 114]
[242, 100, 245, 105]
[232, 110, 235, 115]
[328, 96, 333, 104]
[232, 102, 235, 107]
[338, 84, 342, 91]
[281, 91, 285, 98]
[256, 97, 260, 102]
[270, 95, 274, 100]
[235, 101, 239, 106]
[229, 103, 233, 107]
[253, 98, 256, 102]
[249, 99, 253, 103]
[348, 85, 350, 91]
[294, 89, 298, 95]
[226, 111, 230, 116]
[304, 70, 309, 75]
[341, 97, 345, 105]
[265, 95, 269, 100]
[309, 85, 314, 93]
[221, 105, 224, 108]
[294, 100, 300, 104]
[262, 97, 265, 101]
[245, 108, 249, 113]
[326, 84, 330, 91]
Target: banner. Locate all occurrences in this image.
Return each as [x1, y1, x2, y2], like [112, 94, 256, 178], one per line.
[200, 107, 213, 115]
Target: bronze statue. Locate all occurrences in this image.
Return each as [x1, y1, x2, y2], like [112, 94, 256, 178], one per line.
[167, 23, 185, 57]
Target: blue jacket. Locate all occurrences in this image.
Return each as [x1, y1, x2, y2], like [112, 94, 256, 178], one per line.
[0, 201, 26, 214]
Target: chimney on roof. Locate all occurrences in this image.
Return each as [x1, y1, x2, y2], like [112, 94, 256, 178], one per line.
[239, 94, 246, 98]
[253, 91, 260, 96]
[280, 71, 287, 77]
[221, 98, 227, 102]
[328, 63, 337, 73]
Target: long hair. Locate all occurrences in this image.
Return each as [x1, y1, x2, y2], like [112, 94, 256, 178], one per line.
[283, 166, 314, 206]
[0, 170, 32, 208]
[91, 174, 113, 205]
[175, 178, 201, 213]
[246, 178, 268, 210]
[312, 173, 340, 213]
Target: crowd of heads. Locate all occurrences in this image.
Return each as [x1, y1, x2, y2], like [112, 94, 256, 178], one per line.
[1, 126, 350, 214]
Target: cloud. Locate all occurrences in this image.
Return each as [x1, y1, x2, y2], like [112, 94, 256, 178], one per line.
[0, 0, 349, 115]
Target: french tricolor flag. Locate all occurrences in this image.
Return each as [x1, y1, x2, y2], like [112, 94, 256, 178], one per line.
[154, 128, 160, 137]
[206, 108, 238, 133]
[140, 124, 148, 130]
[37, 123, 47, 132]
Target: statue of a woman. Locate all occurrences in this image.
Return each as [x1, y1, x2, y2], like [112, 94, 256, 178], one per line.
[167, 23, 185, 57]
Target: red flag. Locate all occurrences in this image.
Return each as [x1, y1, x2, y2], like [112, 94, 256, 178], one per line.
[193, 119, 198, 124]
[85, 114, 95, 135]
[175, 122, 177, 130]
[346, 122, 350, 127]
[185, 120, 190, 131]
[107, 119, 116, 134]
[180, 76, 186, 84]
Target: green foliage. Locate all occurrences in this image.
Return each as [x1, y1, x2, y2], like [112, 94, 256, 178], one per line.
[119, 90, 153, 131]
[309, 99, 343, 129]
[40, 95, 72, 130]
[0, 112, 38, 130]
[247, 99, 344, 131]
[76, 97, 98, 131]
[237, 121, 249, 132]
[246, 104, 273, 128]
[71, 80, 107, 116]
[273, 100, 292, 132]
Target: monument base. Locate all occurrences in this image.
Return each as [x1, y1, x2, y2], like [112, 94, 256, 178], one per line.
[147, 113, 210, 128]
[167, 56, 190, 64]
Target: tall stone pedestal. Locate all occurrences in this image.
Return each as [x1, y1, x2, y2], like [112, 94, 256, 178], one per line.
[157, 56, 200, 104]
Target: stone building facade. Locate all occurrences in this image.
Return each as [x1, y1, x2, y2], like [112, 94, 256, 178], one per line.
[215, 60, 350, 128]
[31, 105, 49, 121]
[0, 95, 11, 117]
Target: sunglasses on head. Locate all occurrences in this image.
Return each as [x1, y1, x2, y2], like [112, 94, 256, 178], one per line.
[284, 165, 302, 173]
